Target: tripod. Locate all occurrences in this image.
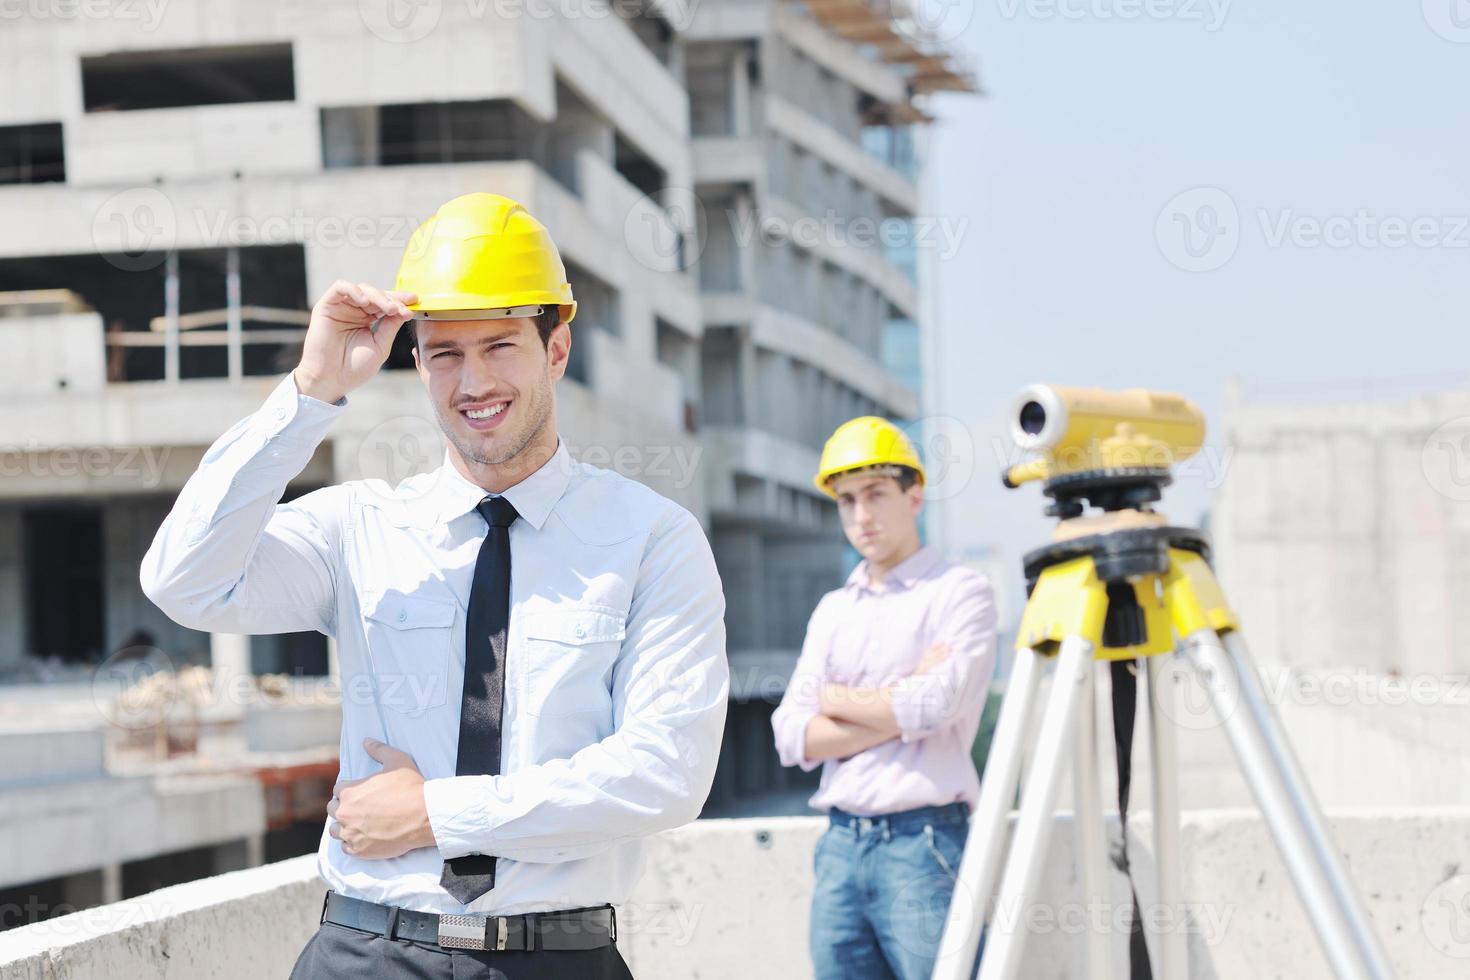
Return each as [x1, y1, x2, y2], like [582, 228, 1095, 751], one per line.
[931, 485, 1396, 979]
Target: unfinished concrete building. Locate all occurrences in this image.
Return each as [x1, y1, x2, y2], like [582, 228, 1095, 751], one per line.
[685, 1, 972, 807]
[0, 0, 973, 926]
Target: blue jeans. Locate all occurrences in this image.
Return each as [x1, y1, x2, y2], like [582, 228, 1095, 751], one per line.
[810, 802, 981, 980]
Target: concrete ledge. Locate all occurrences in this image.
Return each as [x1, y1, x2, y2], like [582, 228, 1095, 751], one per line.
[0, 855, 322, 980]
[3, 811, 1468, 978]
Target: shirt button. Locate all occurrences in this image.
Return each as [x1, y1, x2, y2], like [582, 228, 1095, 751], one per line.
[574, 625, 586, 638]
[397, 610, 407, 623]
[273, 408, 287, 421]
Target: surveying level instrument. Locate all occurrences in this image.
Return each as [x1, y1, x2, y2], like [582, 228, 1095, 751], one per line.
[932, 385, 1395, 980]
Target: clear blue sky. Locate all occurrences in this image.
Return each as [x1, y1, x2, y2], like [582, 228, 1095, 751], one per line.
[923, 0, 1470, 579]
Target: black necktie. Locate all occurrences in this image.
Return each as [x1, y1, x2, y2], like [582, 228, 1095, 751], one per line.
[440, 495, 519, 904]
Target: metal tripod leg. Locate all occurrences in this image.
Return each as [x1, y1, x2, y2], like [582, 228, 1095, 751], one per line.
[1181, 629, 1394, 980]
[977, 637, 1095, 980]
[1073, 661, 1111, 980]
[1220, 631, 1396, 979]
[1145, 656, 1187, 979]
[932, 645, 1044, 980]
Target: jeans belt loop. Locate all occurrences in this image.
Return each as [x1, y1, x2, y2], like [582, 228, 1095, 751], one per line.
[525, 913, 538, 952]
[382, 906, 399, 941]
[319, 891, 331, 925]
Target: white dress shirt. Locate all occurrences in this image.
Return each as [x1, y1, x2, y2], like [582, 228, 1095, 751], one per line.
[771, 546, 997, 816]
[141, 374, 729, 916]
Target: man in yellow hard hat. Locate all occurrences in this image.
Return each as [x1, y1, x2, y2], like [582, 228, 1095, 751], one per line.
[142, 193, 728, 978]
[772, 417, 997, 980]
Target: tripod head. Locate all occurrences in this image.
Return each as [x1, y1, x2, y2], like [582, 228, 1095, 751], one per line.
[1001, 384, 1213, 646]
[1001, 384, 1205, 520]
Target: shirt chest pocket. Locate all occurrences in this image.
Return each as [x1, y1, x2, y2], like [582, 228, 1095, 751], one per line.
[519, 607, 627, 719]
[361, 590, 456, 716]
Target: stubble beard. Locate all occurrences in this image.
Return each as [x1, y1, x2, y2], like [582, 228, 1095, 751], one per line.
[438, 374, 553, 473]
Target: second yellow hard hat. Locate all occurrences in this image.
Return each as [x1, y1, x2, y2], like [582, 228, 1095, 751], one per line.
[815, 417, 926, 497]
[395, 192, 577, 323]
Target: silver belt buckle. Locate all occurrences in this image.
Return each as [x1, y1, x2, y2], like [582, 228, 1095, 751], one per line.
[438, 914, 509, 951]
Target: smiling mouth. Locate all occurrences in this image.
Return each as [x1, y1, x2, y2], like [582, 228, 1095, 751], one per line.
[459, 400, 511, 429]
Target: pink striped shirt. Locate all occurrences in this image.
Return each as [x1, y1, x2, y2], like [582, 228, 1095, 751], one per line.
[771, 546, 998, 816]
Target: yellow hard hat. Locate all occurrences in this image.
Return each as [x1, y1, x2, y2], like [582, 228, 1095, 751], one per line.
[395, 192, 577, 323]
[815, 416, 926, 497]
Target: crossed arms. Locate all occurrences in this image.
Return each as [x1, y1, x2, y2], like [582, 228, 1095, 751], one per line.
[801, 643, 952, 762]
[771, 582, 997, 771]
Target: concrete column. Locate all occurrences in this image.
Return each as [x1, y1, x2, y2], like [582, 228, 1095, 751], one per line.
[211, 632, 252, 716]
[164, 250, 180, 383]
[735, 324, 758, 429]
[731, 49, 750, 138]
[226, 245, 243, 381]
[246, 833, 265, 868]
[213, 839, 252, 875]
[734, 193, 758, 295]
[667, 38, 685, 89]
[60, 869, 104, 913]
[0, 507, 26, 674]
[101, 863, 122, 905]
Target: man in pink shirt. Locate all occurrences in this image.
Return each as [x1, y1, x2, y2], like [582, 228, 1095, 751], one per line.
[772, 417, 997, 980]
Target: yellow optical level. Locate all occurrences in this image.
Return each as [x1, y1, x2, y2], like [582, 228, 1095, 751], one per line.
[1002, 384, 1206, 488]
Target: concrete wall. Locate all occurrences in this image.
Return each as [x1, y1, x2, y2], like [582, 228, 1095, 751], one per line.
[1031, 651, 1470, 821]
[1212, 390, 1470, 677]
[2, 812, 1467, 979]
[1204, 391, 1470, 808]
[0, 767, 264, 892]
[0, 0, 687, 191]
[0, 314, 106, 395]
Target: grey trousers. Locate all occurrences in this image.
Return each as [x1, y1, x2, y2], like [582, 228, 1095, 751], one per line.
[288, 920, 636, 979]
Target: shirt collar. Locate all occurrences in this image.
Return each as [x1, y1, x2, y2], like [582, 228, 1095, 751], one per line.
[845, 545, 943, 593]
[426, 439, 574, 531]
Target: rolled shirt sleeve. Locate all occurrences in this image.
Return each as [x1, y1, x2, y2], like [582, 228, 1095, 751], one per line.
[422, 505, 729, 863]
[770, 598, 834, 773]
[888, 572, 998, 743]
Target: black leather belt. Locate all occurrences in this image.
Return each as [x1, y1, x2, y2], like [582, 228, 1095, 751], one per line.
[320, 891, 616, 952]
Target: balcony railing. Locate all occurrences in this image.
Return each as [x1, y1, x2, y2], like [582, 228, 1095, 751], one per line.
[113, 306, 309, 383]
